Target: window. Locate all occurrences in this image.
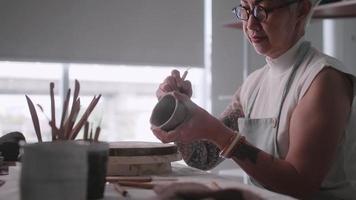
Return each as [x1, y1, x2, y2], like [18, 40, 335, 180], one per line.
[0, 61, 205, 143]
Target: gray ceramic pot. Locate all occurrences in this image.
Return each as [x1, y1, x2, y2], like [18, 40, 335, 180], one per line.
[20, 141, 88, 200]
[150, 93, 190, 132]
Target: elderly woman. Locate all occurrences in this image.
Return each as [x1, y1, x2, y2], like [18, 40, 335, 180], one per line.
[152, 0, 356, 199]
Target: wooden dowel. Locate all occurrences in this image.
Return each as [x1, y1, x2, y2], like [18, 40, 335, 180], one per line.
[106, 176, 152, 182]
[210, 181, 221, 190]
[106, 176, 178, 183]
[113, 183, 128, 197]
[115, 181, 157, 189]
[50, 82, 57, 140]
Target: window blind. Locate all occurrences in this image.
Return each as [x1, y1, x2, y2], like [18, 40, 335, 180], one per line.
[0, 0, 204, 67]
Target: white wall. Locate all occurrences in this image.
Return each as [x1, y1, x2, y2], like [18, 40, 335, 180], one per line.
[342, 19, 356, 75]
[323, 18, 356, 75]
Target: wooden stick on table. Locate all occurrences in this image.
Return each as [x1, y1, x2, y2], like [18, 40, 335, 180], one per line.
[211, 181, 222, 190]
[113, 183, 128, 197]
[106, 176, 177, 183]
[115, 181, 157, 189]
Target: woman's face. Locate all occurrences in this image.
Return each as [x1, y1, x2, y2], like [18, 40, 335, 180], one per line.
[242, 0, 302, 58]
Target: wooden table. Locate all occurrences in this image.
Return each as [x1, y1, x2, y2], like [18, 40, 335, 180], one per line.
[0, 162, 295, 200]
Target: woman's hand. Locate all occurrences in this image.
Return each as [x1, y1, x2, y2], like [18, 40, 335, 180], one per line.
[151, 92, 230, 145]
[156, 69, 192, 100]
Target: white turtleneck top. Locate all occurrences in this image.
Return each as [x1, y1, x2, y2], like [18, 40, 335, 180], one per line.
[226, 38, 356, 199]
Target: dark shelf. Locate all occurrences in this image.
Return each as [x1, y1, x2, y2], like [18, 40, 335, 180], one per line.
[226, 0, 356, 29]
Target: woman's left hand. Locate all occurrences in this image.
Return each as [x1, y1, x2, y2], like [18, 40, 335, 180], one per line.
[151, 91, 226, 144]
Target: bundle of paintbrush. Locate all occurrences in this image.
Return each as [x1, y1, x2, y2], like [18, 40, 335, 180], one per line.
[25, 80, 102, 142]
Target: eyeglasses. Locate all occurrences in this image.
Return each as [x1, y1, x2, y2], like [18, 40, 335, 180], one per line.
[232, 0, 299, 22]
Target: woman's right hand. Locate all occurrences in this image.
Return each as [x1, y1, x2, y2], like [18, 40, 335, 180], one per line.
[156, 69, 192, 99]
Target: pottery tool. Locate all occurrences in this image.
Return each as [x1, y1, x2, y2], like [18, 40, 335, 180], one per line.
[93, 116, 102, 142]
[177, 67, 190, 93]
[181, 67, 190, 81]
[83, 121, 89, 140]
[36, 103, 60, 140]
[210, 181, 221, 190]
[89, 124, 93, 141]
[50, 82, 56, 140]
[25, 80, 101, 142]
[69, 94, 101, 140]
[25, 95, 42, 142]
[36, 104, 50, 122]
[59, 88, 71, 138]
[93, 126, 101, 142]
[115, 181, 157, 190]
[106, 176, 177, 183]
[72, 80, 80, 108]
[113, 183, 128, 197]
[63, 98, 81, 139]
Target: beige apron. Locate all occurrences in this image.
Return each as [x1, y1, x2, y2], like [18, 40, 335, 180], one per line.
[237, 42, 311, 187]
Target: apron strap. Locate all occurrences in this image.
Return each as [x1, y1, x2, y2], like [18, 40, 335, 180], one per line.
[274, 42, 311, 132]
[246, 42, 311, 119]
[246, 81, 262, 119]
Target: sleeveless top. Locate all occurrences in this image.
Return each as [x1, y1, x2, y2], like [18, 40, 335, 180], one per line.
[231, 38, 356, 199]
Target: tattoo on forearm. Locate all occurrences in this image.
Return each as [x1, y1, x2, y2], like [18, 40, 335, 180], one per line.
[176, 141, 222, 170]
[175, 103, 244, 170]
[221, 109, 244, 131]
[232, 142, 261, 164]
